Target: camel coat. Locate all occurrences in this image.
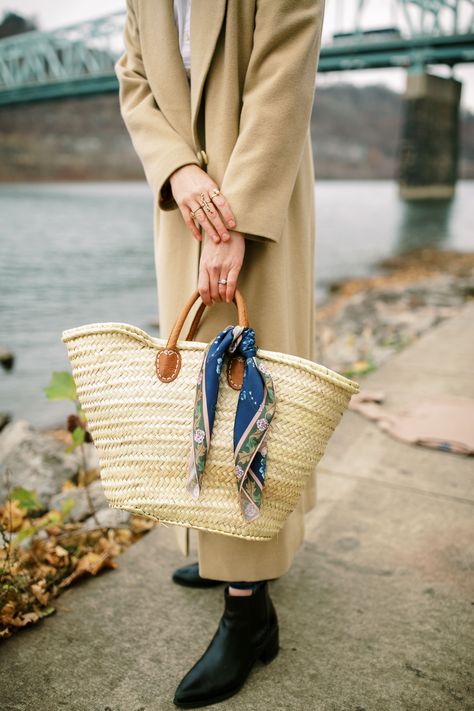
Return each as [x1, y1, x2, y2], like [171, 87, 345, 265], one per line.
[114, 0, 326, 581]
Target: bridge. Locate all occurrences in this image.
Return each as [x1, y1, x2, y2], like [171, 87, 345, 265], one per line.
[0, 1, 473, 105]
[0, 0, 473, 197]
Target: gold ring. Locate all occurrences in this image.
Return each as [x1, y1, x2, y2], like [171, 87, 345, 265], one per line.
[199, 193, 213, 214]
[191, 206, 204, 219]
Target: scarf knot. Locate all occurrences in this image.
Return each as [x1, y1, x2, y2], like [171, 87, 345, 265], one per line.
[187, 324, 276, 521]
[238, 328, 257, 359]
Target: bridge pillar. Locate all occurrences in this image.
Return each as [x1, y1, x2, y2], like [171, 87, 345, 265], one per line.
[399, 72, 462, 200]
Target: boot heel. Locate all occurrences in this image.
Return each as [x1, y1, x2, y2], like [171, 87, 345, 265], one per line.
[260, 627, 279, 664]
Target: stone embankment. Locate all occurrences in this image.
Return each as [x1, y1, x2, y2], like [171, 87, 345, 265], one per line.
[315, 248, 474, 377]
[0, 420, 131, 539]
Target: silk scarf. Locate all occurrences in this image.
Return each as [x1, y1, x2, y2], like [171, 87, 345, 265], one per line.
[187, 325, 276, 521]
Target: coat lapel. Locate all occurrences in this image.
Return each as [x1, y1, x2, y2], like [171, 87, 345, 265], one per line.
[137, 0, 192, 141]
[137, 0, 227, 147]
[190, 0, 227, 133]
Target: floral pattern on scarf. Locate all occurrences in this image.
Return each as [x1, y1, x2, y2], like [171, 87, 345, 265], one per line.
[187, 325, 276, 521]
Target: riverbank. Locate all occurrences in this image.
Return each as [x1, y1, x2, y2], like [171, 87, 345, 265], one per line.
[315, 247, 474, 377]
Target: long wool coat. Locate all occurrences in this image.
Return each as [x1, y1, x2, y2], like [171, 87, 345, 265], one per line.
[114, 0, 326, 581]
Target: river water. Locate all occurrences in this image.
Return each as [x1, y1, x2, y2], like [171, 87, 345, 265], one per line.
[1, 180, 473, 428]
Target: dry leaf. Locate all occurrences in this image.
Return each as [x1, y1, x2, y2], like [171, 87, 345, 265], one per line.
[54, 545, 69, 557]
[46, 428, 73, 445]
[36, 563, 58, 578]
[11, 611, 40, 627]
[130, 515, 157, 533]
[83, 468, 100, 486]
[57, 551, 118, 588]
[1, 500, 27, 532]
[1, 601, 16, 619]
[31, 583, 50, 606]
[1, 481, 155, 641]
[114, 528, 133, 545]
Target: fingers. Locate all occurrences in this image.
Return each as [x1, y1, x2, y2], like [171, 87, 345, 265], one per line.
[218, 272, 227, 303]
[210, 192, 236, 232]
[205, 203, 231, 243]
[172, 165, 237, 243]
[211, 267, 240, 305]
[189, 200, 220, 244]
[198, 266, 212, 306]
[197, 222, 245, 309]
[209, 263, 221, 303]
[224, 268, 239, 304]
[183, 187, 236, 244]
[182, 205, 202, 242]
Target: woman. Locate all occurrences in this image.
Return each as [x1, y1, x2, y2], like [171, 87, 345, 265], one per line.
[114, 0, 326, 706]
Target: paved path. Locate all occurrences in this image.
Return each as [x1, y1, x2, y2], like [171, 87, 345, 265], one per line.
[2, 304, 473, 711]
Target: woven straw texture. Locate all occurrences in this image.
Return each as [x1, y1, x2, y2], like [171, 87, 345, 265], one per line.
[61, 322, 359, 540]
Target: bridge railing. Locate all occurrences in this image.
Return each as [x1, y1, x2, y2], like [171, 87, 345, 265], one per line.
[0, 11, 124, 90]
[0, 3, 473, 104]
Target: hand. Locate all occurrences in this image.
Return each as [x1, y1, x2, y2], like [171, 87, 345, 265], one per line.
[198, 229, 245, 305]
[169, 164, 237, 244]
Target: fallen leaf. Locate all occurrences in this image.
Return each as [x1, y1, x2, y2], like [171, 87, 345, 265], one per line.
[54, 545, 69, 558]
[57, 551, 118, 588]
[13, 611, 40, 626]
[130, 515, 157, 533]
[31, 583, 50, 606]
[1, 500, 27, 532]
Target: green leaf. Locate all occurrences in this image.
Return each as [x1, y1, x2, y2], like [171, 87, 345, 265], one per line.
[9, 487, 41, 512]
[11, 525, 39, 547]
[40, 606, 56, 618]
[44, 371, 77, 402]
[71, 426, 85, 445]
[46, 511, 62, 525]
[10, 511, 62, 548]
[60, 497, 76, 518]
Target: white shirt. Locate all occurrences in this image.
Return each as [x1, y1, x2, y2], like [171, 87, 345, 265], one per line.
[173, 0, 191, 79]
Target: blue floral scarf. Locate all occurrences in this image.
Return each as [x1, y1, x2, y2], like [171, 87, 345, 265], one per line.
[187, 325, 276, 522]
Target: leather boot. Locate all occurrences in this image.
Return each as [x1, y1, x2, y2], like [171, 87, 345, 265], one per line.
[172, 562, 223, 588]
[173, 581, 279, 708]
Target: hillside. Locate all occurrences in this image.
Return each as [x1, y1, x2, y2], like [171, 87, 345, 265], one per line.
[0, 83, 473, 181]
[311, 83, 474, 179]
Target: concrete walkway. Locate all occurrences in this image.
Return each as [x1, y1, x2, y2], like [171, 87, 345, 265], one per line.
[2, 304, 473, 711]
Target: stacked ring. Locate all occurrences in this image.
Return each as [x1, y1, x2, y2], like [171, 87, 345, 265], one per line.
[190, 188, 220, 219]
[191, 206, 203, 219]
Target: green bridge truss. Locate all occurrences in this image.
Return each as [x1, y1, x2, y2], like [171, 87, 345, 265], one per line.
[0, 1, 473, 106]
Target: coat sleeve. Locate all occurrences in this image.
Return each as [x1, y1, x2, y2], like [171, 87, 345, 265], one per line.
[219, 0, 325, 244]
[114, 0, 200, 210]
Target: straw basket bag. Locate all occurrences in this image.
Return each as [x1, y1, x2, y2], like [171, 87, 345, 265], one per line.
[61, 289, 359, 541]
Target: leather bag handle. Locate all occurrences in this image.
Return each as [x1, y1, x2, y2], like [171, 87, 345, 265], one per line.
[167, 288, 248, 349]
[156, 289, 249, 384]
[184, 301, 207, 342]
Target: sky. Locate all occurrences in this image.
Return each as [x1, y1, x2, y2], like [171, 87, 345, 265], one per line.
[1, 0, 473, 110]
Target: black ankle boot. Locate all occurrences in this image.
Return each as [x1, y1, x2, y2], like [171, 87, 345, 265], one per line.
[173, 581, 279, 708]
[172, 562, 223, 588]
